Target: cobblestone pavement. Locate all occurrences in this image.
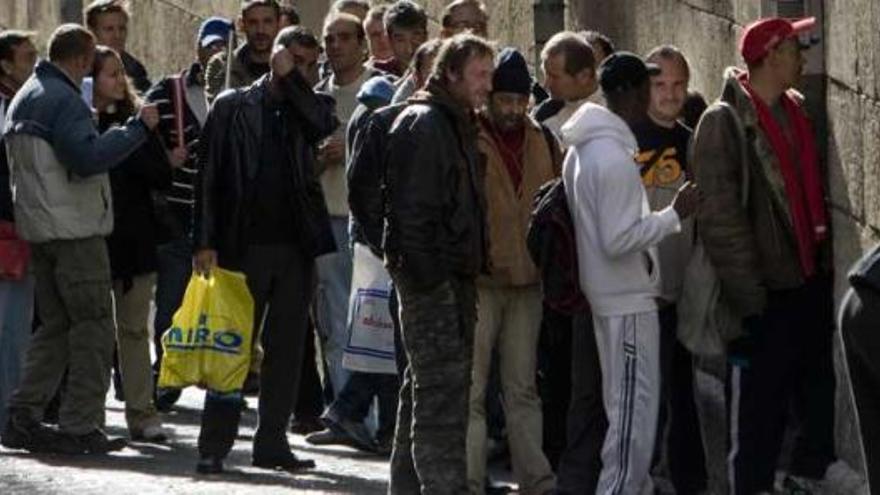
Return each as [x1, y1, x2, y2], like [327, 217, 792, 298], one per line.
[0, 367, 868, 494]
[0, 388, 390, 494]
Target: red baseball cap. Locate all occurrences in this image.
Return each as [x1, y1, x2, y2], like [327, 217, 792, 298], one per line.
[739, 17, 817, 65]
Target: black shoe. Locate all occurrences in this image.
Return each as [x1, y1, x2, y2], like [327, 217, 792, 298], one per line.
[252, 452, 316, 472]
[155, 388, 182, 413]
[290, 416, 324, 436]
[1, 415, 81, 454]
[74, 430, 127, 454]
[1, 416, 32, 450]
[196, 456, 224, 474]
[321, 415, 377, 453]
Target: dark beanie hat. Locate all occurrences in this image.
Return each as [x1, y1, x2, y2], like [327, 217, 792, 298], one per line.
[492, 47, 532, 96]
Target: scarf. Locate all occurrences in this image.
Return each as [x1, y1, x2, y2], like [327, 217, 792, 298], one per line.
[480, 115, 525, 193]
[738, 73, 827, 278]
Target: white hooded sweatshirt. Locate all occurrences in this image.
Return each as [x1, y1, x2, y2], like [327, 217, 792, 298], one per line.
[561, 103, 681, 317]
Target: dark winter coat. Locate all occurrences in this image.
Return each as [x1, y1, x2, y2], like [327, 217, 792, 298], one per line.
[383, 81, 488, 290]
[195, 70, 337, 269]
[99, 110, 172, 282]
[690, 67, 831, 319]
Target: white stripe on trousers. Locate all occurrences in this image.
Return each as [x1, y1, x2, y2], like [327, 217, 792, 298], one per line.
[593, 311, 661, 495]
[728, 366, 743, 495]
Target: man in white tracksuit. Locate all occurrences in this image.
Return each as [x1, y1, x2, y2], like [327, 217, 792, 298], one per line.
[561, 52, 699, 494]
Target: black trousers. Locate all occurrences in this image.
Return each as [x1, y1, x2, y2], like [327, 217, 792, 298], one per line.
[555, 311, 606, 494]
[295, 320, 324, 422]
[726, 276, 836, 494]
[199, 244, 313, 459]
[656, 305, 707, 495]
[840, 285, 880, 492]
[537, 306, 572, 469]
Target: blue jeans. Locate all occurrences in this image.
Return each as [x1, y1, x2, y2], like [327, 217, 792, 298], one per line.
[0, 275, 35, 427]
[315, 217, 352, 398]
[152, 239, 193, 373]
[329, 371, 398, 441]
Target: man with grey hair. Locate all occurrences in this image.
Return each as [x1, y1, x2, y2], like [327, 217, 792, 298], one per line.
[192, 26, 337, 474]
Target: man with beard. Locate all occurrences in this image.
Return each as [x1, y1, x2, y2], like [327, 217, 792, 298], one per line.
[384, 34, 494, 494]
[467, 47, 559, 495]
[206, 0, 281, 102]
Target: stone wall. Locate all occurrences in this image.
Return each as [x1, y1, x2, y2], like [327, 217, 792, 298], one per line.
[825, 0, 880, 289]
[411, 0, 536, 64]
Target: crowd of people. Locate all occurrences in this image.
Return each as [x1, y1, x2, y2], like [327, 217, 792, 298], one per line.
[0, 0, 869, 494]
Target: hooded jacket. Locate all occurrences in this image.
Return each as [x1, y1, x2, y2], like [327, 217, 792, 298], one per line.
[561, 102, 681, 317]
[690, 67, 831, 319]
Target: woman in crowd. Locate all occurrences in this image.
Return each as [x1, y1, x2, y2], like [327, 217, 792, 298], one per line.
[92, 45, 183, 443]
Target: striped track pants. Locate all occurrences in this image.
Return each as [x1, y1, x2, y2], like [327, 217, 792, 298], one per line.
[593, 311, 661, 495]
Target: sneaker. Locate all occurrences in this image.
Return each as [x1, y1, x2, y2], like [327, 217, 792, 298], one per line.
[74, 430, 127, 454]
[196, 455, 224, 474]
[252, 452, 315, 472]
[131, 424, 171, 443]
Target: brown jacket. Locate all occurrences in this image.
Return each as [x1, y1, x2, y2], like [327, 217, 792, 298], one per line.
[477, 116, 560, 287]
[691, 67, 830, 319]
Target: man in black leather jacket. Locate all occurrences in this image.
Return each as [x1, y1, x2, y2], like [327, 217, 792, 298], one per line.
[383, 34, 494, 494]
[191, 26, 337, 475]
[840, 243, 880, 492]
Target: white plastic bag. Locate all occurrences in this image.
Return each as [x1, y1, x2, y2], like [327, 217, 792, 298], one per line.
[342, 243, 397, 374]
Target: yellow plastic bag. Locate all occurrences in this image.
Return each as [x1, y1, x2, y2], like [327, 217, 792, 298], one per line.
[158, 268, 254, 393]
